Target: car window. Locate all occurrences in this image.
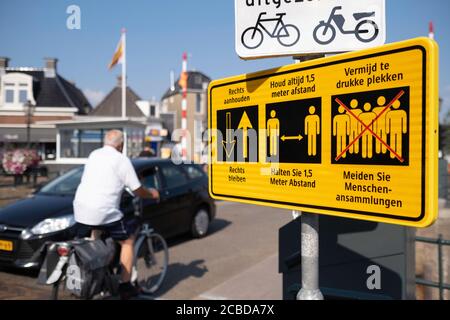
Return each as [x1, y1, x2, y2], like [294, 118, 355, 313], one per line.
[39, 167, 83, 195]
[161, 165, 188, 189]
[184, 165, 205, 180]
[139, 167, 161, 190]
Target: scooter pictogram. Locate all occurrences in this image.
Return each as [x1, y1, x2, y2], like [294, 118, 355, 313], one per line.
[313, 6, 379, 45]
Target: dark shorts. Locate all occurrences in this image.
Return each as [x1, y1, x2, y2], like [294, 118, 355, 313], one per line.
[82, 217, 139, 241]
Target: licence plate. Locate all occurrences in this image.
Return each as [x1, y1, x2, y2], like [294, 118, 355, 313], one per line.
[0, 240, 13, 252]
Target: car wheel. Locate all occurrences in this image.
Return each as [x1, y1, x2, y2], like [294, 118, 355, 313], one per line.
[191, 208, 210, 238]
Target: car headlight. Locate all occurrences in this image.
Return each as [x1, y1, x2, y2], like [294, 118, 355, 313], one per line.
[30, 215, 76, 235]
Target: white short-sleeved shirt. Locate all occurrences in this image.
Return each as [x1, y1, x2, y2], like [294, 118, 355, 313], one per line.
[73, 145, 141, 226]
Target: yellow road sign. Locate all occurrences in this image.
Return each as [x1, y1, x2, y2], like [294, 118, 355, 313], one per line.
[208, 38, 439, 228]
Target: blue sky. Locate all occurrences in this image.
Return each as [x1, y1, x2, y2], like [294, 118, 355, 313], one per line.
[1, 0, 449, 120]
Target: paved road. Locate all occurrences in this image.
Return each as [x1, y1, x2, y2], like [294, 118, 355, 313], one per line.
[0, 202, 291, 300]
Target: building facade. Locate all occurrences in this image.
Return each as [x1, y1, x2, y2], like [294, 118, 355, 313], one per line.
[89, 77, 166, 157]
[0, 57, 91, 159]
[160, 71, 210, 162]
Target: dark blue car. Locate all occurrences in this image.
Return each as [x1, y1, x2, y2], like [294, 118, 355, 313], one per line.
[0, 159, 216, 268]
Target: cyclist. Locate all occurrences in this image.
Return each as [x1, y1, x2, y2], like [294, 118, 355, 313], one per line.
[73, 129, 159, 299]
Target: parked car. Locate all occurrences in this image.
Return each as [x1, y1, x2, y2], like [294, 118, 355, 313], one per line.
[0, 159, 216, 269]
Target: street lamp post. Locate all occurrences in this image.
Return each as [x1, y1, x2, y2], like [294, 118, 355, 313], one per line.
[26, 100, 35, 148]
[25, 100, 36, 186]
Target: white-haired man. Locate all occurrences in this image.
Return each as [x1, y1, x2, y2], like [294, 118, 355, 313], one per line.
[73, 130, 159, 299]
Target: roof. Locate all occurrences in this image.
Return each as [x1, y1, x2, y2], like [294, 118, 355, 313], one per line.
[41, 116, 147, 128]
[161, 71, 211, 100]
[90, 86, 145, 117]
[5, 69, 92, 115]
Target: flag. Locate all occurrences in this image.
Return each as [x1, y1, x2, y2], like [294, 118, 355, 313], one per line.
[108, 34, 124, 69]
[179, 52, 188, 90]
[179, 71, 188, 90]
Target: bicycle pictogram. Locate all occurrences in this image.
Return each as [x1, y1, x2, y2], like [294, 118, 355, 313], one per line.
[241, 12, 300, 50]
[313, 6, 379, 45]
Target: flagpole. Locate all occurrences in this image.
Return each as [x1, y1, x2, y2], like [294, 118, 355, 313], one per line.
[122, 28, 126, 119]
[429, 21, 435, 40]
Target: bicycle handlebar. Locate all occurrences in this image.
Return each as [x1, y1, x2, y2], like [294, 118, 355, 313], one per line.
[257, 12, 267, 19]
[257, 11, 286, 21]
[258, 11, 286, 17]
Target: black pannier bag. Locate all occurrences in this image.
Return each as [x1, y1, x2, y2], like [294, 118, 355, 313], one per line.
[65, 238, 116, 299]
[37, 244, 60, 285]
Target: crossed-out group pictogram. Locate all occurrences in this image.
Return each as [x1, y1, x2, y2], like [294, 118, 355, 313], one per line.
[333, 90, 407, 163]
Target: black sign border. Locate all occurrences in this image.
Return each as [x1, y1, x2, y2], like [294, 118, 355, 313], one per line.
[210, 45, 427, 223]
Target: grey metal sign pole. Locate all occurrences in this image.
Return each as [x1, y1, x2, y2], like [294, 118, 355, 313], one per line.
[294, 54, 324, 300]
[295, 211, 324, 300]
[293, 54, 325, 301]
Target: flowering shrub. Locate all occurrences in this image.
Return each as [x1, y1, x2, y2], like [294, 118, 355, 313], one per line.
[2, 149, 40, 175]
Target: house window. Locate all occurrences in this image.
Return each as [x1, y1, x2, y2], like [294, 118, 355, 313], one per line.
[1, 73, 35, 106]
[60, 129, 78, 158]
[194, 120, 204, 156]
[5, 89, 14, 103]
[195, 120, 203, 141]
[19, 90, 28, 103]
[196, 93, 202, 113]
[150, 104, 156, 117]
[60, 129, 103, 158]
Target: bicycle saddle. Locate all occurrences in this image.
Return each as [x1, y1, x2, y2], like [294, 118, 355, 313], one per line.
[353, 12, 375, 20]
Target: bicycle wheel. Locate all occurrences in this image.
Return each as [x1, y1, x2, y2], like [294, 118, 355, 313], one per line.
[241, 27, 263, 49]
[313, 22, 336, 45]
[277, 24, 300, 47]
[134, 233, 169, 294]
[355, 20, 379, 43]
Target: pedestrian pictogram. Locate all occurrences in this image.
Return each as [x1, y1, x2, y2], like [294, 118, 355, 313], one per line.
[358, 102, 378, 159]
[348, 99, 363, 154]
[333, 105, 351, 159]
[386, 99, 408, 160]
[304, 106, 321, 157]
[267, 110, 280, 157]
[373, 96, 389, 155]
[209, 38, 438, 228]
[331, 87, 409, 165]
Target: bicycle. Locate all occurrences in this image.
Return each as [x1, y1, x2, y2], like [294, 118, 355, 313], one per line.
[241, 12, 300, 49]
[313, 6, 379, 45]
[40, 190, 169, 300]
